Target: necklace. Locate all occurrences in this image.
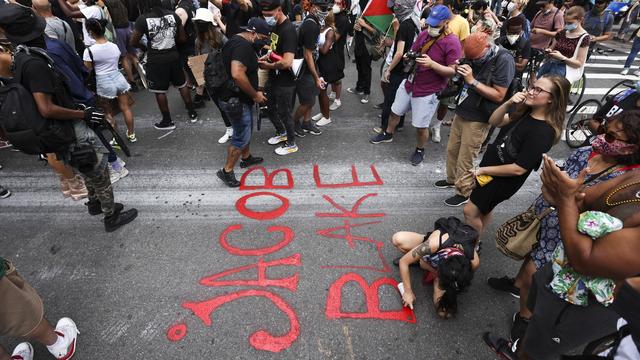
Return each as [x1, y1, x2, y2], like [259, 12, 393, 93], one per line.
[604, 181, 640, 207]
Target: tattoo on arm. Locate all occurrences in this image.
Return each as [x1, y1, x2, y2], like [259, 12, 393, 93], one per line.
[412, 237, 432, 259]
[274, 62, 284, 70]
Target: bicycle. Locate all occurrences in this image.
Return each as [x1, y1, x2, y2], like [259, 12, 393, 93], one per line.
[565, 98, 601, 148]
[600, 79, 636, 104]
[517, 49, 545, 92]
[567, 72, 586, 114]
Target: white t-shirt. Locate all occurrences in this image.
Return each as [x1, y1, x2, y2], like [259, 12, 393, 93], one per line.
[83, 42, 121, 75]
[80, 5, 103, 46]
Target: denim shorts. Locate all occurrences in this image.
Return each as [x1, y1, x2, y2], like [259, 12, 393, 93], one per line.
[97, 70, 131, 99]
[220, 99, 253, 148]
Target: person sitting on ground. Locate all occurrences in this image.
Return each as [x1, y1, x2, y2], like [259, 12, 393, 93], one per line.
[391, 216, 479, 318]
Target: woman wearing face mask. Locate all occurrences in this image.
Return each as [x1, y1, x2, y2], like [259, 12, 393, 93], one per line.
[499, 0, 531, 40]
[536, 5, 589, 84]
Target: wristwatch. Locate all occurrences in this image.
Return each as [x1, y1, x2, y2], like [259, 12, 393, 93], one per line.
[470, 80, 479, 88]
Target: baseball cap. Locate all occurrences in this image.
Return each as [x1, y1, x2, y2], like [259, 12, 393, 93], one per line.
[0, 3, 46, 45]
[260, 0, 281, 11]
[193, 8, 218, 26]
[535, 0, 550, 5]
[426, 5, 451, 26]
[240, 17, 272, 36]
[463, 32, 490, 59]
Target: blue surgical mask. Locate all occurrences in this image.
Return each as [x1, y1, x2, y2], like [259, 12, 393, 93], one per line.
[264, 16, 277, 26]
[564, 22, 578, 31]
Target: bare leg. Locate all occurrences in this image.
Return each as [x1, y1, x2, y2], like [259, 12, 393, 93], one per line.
[318, 89, 330, 118]
[416, 128, 429, 149]
[46, 153, 74, 180]
[25, 318, 58, 346]
[155, 93, 170, 113]
[178, 86, 194, 108]
[332, 81, 342, 101]
[106, 111, 116, 129]
[294, 104, 312, 124]
[117, 93, 135, 134]
[223, 145, 243, 173]
[463, 201, 489, 234]
[385, 112, 402, 134]
[121, 56, 135, 83]
[515, 258, 536, 319]
[391, 231, 426, 252]
[436, 103, 448, 121]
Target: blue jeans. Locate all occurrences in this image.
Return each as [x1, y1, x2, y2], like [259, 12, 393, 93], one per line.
[537, 60, 566, 78]
[220, 99, 253, 149]
[625, 36, 640, 69]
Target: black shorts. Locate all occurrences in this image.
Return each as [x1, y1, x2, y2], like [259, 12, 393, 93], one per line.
[146, 60, 187, 93]
[469, 176, 520, 215]
[296, 73, 319, 106]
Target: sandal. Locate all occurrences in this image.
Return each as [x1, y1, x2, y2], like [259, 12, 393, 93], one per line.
[482, 332, 518, 360]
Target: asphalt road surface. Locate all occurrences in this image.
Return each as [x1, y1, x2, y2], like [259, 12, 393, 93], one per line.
[0, 44, 638, 359]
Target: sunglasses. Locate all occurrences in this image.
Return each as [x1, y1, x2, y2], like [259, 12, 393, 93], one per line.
[595, 118, 630, 143]
[527, 85, 552, 96]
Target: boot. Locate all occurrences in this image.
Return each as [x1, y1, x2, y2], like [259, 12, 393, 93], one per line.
[86, 199, 124, 216]
[60, 176, 71, 198]
[104, 208, 138, 232]
[67, 175, 88, 201]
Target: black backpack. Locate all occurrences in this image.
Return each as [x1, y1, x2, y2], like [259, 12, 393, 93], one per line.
[0, 46, 75, 155]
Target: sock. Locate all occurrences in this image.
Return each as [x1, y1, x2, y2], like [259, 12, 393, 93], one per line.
[161, 111, 171, 123]
[416, 147, 424, 152]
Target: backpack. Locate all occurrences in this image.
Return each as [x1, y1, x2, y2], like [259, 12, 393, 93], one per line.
[293, 16, 319, 60]
[204, 47, 238, 92]
[0, 46, 75, 155]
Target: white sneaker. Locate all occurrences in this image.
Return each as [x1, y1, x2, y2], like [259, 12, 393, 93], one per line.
[329, 99, 341, 110]
[275, 143, 298, 155]
[360, 95, 370, 104]
[328, 91, 336, 101]
[312, 113, 323, 121]
[268, 133, 287, 145]
[109, 167, 121, 184]
[634, 69, 640, 77]
[431, 127, 441, 143]
[11, 342, 34, 360]
[621, 68, 630, 75]
[47, 317, 79, 360]
[218, 128, 233, 144]
[316, 117, 332, 126]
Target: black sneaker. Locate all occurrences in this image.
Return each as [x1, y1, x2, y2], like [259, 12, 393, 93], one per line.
[0, 185, 11, 198]
[86, 200, 124, 216]
[217, 168, 240, 187]
[104, 208, 138, 232]
[294, 123, 306, 137]
[373, 102, 383, 109]
[370, 132, 393, 144]
[188, 109, 198, 123]
[302, 121, 322, 135]
[129, 82, 139, 92]
[482, 332, 518, 360]
[240, 155, 264, 168]
[444, 194, 469, 207]
[154, 121, 176, 130]
[434, 180, 455, 189]
[510, 312, 529, 343]
[410, 148, 425, 166]
[487, 276, 520, 298]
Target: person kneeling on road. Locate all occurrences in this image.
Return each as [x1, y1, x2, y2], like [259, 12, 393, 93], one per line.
[217, 18, 271, 187]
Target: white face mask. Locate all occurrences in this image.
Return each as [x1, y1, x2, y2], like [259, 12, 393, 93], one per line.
[332, 4, 341, 13]
[507, 2, 516, 13]
[428, 25, 442, 37]
[507, 34, 520, 44]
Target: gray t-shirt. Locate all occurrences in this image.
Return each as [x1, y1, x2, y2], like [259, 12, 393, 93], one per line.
[45, 16, 76, 52]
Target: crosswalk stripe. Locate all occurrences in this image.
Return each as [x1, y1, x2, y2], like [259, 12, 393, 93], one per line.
[589, 55, 632, 60]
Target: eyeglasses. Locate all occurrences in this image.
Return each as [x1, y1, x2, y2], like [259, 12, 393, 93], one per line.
[527, 86, 552, 96]
[596, 118, 630, 143]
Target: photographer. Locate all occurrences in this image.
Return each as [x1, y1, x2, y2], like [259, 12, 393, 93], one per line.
[0, 4, 138, 232]
[216, 18, 270, 187]
[434, 32, 516, 207]
[370, 5, 462, 166]
[496, 16, 531, 75]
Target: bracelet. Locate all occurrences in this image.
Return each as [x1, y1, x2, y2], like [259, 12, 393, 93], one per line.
[470, 80, 479, 88]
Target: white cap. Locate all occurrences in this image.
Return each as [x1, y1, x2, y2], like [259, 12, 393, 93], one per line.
[193, 8, 217, 26]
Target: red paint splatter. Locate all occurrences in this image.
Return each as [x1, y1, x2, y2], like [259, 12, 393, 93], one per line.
[239, 166, 294, 190]
[235, 192, 290, 221]
[313, 164, 383, 188]
[325, 273, 415, 323]
[199, 254, 301, 292]
[219, 224, 295, 256]
[182, 290, 300, 352]
[167, 323, 188, 342]
[315, 193, 385, 218]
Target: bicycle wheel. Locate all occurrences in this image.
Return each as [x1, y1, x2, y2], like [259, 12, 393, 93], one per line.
[565, 99, 601, 148]
[600, 79, 636, 104]
[566, 73, 586, 113]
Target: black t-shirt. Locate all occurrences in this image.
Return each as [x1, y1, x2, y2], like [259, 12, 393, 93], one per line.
[19, 55, 75, 110]
[334, 12, 351, 51]
[222, 35, 259, 104]
[296, 16, 320, 59]
[595, 89, 640, 120]
[134, 8, 181, 64]
[177, 0, 197, 55]
[495, 35, 531, 74]
[391, 18, 417, 75]
[269, 18, 298, 87]
[222, 0, 257, 37]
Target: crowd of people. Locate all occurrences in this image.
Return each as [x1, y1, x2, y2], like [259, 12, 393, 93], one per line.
[0, 0, 639, 357]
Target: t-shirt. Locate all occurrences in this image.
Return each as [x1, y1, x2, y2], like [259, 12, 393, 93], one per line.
[595, 89, 640, 120]
[222, 34, 259, 104]
[297, 16, 320, 59]
[553, 30, 590, 59]
[134, 8, 181, 64]
[269, 18, 298, 87]
[390, 18, 418, 76]
[583, 10, 613, 37]
[103, 0, 129, 28]
[447, 14, 470, 41]
[83, 42, 121, 75]
[334, 11, 351, 58]
[222, 0, 257, 37]
[19, 55, 76, 110]
[80, 5, 104, 46]
[45, 16, 76, 52]
[530, 7, 564, 49]
[456, 47, 516, 123]
[495, 34, 531, 74]
[405, 31, 462, 97]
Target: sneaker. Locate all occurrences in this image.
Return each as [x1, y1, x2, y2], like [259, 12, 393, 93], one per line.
[275, 143, 298, 155]
[108, 138, 120, 149]
[0, 140, 11, 149]
[312, 113, 324, 121]
[109, 167, 121, 184]
[434, 180, 455, 189]
[240, 155, 264, 168]
[86, 200, 124, 216]
[487, 276, 520, 298]
[267, 133, 287, 145]
[444, 194, 468, 207]
[482, 332, 517, 360]
[431, 127, 441, 143]
[621, 67, 630, 75]
[511, 312, 530, 342]
[410, 148, 425, 166]
[11, 342, 33, 360]
[47, 317, 79, 360]
[396, 126, 404, 132]
[329, 99, 342, 110]
[316, 117, 332, 126]
[347, 87, 364, 95]
[372, 102, 383, 110]
[126, 131, 137, 143]
[188, 109, 198, 123]
[218, 128, 233, 144]
[0, 185, 10, 199]
[360, 94, 370, 104]
[328, 91, 336, 100]
[370, 132, 393, 144]
[373, 127, 383, 134]
[67, 175, 88, 201]
[104, 208, 138, 232]
[60, 177, 71, 198]
[302, 121, 322, 135]
[217, 168, 240, 187]
[110, 164, 129, 183]
[294, 123, 306, 137]
[634, 69, 640, 77]
[154, 121, 176, 130]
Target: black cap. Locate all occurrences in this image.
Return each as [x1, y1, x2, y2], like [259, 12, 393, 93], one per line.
[0, 3, 46, 45]
[260, 0, 281, 10]
[240, 17, 272, 35]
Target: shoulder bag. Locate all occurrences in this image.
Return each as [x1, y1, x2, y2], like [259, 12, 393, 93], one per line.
[564, 32, 589, 84]
[85, 47, 97, 93]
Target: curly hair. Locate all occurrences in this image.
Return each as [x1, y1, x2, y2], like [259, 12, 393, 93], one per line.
[437, 255, 474, 316]
[609, 110, 640, 165]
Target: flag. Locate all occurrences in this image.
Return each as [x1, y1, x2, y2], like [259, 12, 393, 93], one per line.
[361, 0, 394, 34]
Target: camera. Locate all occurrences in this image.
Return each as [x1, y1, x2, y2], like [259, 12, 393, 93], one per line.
[437, 59, 472, 99]
[403, 51, 422, 73]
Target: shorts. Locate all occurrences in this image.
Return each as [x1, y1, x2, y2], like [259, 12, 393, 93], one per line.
[469, 176, 520, 215]
[0, 260, 44, 337]
[97, 71, 131, 99]
[220, 100, 253, 149]
[115, 26, 136, 55]
[296, 73, 319, 106]
[391, 80, 439, 129]
[146, 60, 187, 93]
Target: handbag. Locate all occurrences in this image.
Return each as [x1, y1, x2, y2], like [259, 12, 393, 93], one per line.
[564, 32, 589, 84]
[85, 47, 97, 93]
[495, 205, 554, 260]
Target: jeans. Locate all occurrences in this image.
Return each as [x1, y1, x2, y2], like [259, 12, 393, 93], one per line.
[537, 60, 566, 79]
[220, 100, 253, 149]
[380, 72, 406, 130]
[355, 52, 372, 94]
[266, 84, 296, 145]
[624, 35, 640, 69]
